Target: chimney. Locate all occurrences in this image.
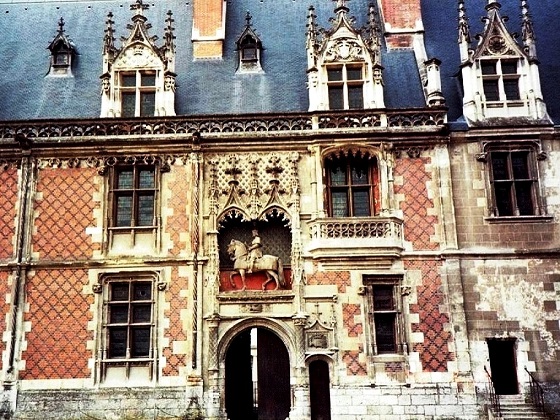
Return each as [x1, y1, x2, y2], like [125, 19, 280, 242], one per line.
[379, 0, 423, 48]
[192, 0, 226, 59]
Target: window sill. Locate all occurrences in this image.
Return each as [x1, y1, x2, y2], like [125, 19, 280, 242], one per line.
[484, 214, 554, 224]
[371, 353, 406, 362]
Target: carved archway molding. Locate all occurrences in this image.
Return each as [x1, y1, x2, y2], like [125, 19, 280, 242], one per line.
[217, 317, 297, 367]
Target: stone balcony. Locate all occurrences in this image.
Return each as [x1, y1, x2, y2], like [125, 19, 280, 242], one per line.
[306, 216, 404, 269]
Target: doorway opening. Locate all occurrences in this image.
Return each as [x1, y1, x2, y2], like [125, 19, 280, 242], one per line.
[309, 359, 331, 420]
[487, 338, 518, 395]
[225, 327, 290, 420]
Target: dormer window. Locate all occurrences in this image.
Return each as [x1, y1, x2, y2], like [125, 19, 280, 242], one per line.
[306, 3, 384, 111]
[119, 71, 156, 117]
[480, 59, 520, 103]
[100, 2, 176, 118]
[457, 0, 549, 124]
[240, 36, 257, 62]
[236, 12, 263, 73]
[326, 64, 364, 109]
[47, 17, 75, 77]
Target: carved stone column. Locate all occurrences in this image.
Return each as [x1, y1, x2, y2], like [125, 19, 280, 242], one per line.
[205, 313, 222, 419]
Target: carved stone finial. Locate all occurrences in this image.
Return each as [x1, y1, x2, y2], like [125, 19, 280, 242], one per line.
[458, 0, 472, 44]
[103, 12, 116, 55]
[521, 0, 537, 61]
[130, 0, 149, 15]
[245, 11, 252, 27]
[57, 17, 65, 35]
[334, 0, 349, 14]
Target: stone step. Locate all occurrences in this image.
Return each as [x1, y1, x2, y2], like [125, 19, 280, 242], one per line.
[492, 395, 549, 420]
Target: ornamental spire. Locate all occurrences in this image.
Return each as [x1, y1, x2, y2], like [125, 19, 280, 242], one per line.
[521, 0, 537, 61]
[163, 10, 176, 53]
[103, 12, 116, 55]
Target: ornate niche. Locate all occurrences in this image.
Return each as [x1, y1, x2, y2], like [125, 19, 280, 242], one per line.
[207, 152, 301, 292]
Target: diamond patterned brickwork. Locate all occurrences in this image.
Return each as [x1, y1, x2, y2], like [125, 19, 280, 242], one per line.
[342, 349, 367, 376]
[0, 168, 17, 260]
[0, 270, 10, 370]
[162, 267, 188, 377]
[394, 157, 439, 251]
[307, 269, 351, 293]
[407, 260, 454, 372]
[166, 166, 190, 257]
[20, 269, 93, 379]
[342, 303, 362, 338]
[33, 168, 99, 260]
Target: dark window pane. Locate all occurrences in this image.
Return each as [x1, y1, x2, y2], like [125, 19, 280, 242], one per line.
[351, 163, 369, 185]
[494, 182, 513, 216]
[137, 195, 154, 226]
[131, 327, 151, 357]
[491, 153, 509, 180]
[121, 74, 136, 87]
[132, 304, 152, 323]
[109, 327, 127, 358]
[348, 85, 364, 109]
[140, 92, 155, 116]
[481, 61, 497, 75]
[330, 165, 347, 186]
[54, 53, 68, 65]
[328, 86, 344, 110]
[501, 60, 517, 74]
[133, 282, 152, 301]
[116, 195, 133, 227]
[352, 189, 370, 217]
[138, 169, 155, 188]
[242, 47, 257, 60]
[121, 92, 136, 117]
[373, 285, 394, 310]
[327, 67, 343, 81]
[375, 313, 397, 353]
[331, 191, 348, 217]
[117, 170, 134, 189]
[111, 283, 129, 301]
[483, 80, 500, 101]
[141, 73, 156, 86]
[346, 67, 362, 81]
[109, 304, 129, 324]
[504, 79, 520, 100]
[515, 181, 534, 215]
[511, 152, 529, 179]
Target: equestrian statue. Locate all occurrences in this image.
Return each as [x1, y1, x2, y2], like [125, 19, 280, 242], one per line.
[226, 230, 285, 291]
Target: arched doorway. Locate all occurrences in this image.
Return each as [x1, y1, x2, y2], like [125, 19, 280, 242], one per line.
[225, 327, 291, 420]
[309, 359, 331, 420]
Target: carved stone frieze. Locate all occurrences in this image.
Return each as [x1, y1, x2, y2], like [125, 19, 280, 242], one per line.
[0, 109, 446, 140]
[37, 154, 178, 172]
[209, 152, 300, 223]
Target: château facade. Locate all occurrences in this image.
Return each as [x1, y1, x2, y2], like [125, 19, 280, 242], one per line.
[0, 0, 559, 419]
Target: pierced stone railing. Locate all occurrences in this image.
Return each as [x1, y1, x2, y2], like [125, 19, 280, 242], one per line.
[0, 108, 446, 141]
[309, 217, 403, 240]
[306, 216, 404, 263]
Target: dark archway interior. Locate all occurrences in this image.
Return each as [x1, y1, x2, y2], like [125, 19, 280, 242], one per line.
[225, 327, 291, 420]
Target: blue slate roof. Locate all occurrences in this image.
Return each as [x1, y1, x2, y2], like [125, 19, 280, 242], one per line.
[0, 0, 557, 124]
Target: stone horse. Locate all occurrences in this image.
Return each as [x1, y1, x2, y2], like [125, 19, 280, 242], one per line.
[227, 239, 285, 291]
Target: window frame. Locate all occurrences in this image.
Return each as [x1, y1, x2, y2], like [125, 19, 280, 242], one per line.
[325, 63, 365, 110]
[98, 273, 160, 383]
[109, 164, 158, 230]
[325, 152, 379, 217]
[363, 276, 406, 356]
[479, 58, 521, 104]
[118, 70, 157, 117]
[487, 147, 540, 217]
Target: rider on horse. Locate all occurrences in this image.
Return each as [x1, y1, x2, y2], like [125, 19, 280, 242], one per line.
[247, 229, 262, 273]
